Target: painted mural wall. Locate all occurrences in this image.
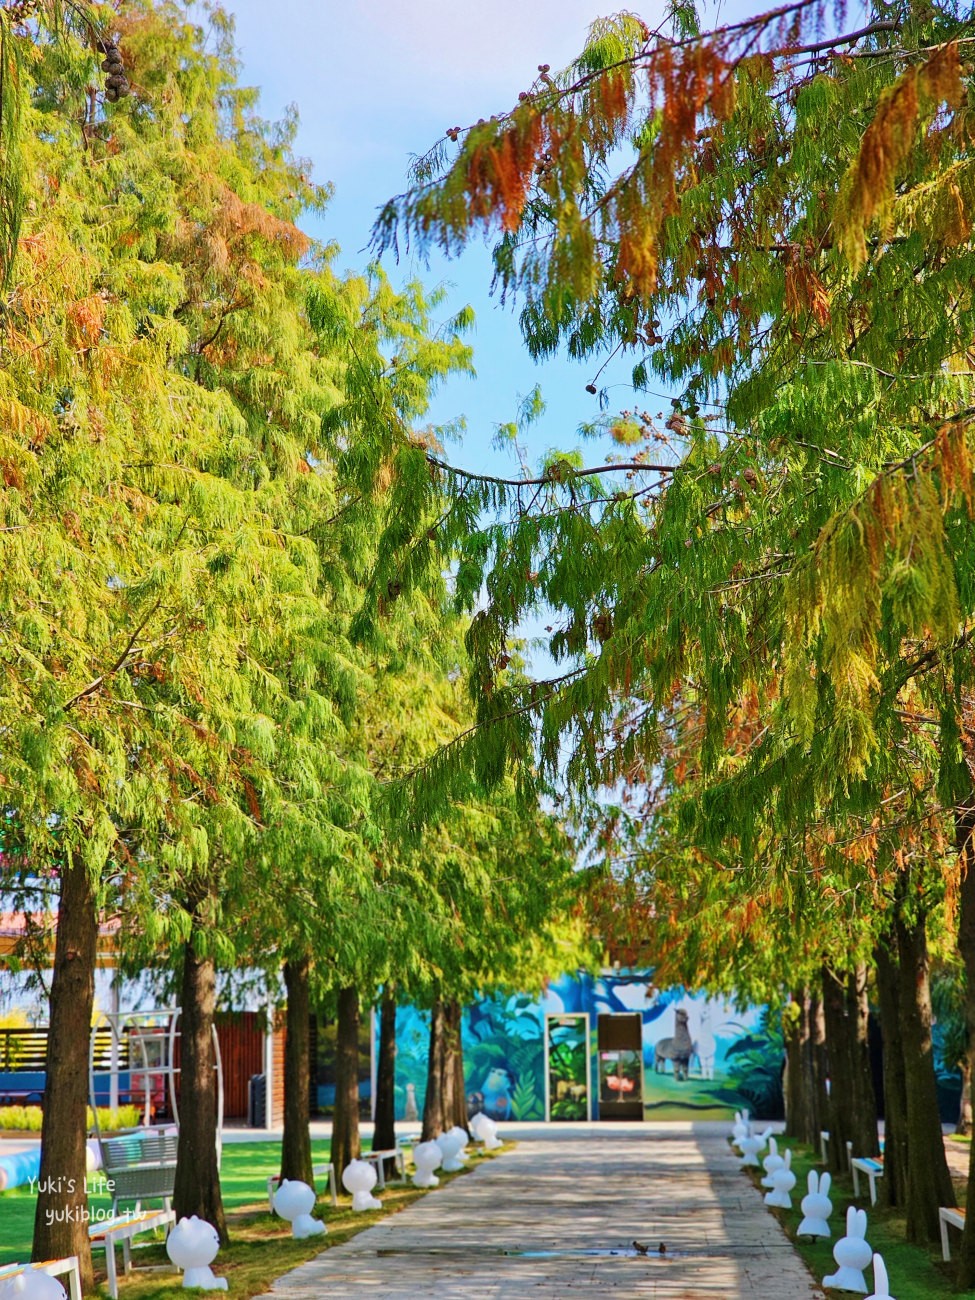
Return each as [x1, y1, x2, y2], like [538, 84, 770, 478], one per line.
[390, 971, 785, 1123]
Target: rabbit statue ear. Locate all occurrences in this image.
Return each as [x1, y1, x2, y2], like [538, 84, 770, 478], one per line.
[783, 1149, 792, 1169]
[821, 1172, 831, 1197]
[768, 1137, 778, 1156]
[873, 1253, 889, 1294]
[808, 1171, 818, 1193]
[846, 1206, 858, 1233]
[854, 1208, 868, 1237]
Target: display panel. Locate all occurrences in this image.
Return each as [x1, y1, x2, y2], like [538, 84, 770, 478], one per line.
[545, 1014, 590, 1120]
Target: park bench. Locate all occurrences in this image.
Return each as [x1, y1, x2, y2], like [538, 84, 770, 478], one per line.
[267, 1162, 338, 1212]
[819, 1131, 854, 1170]
[940, 1206, 965, 1261]
[0, 1089, 45, 1106]
[0, 1256, 82, 1300]
[363, 1147, 406, 1188]
[851, 1155, 884, 1205]
[88, 1207, 175, 1300]
[99, 1128, 178, 1214]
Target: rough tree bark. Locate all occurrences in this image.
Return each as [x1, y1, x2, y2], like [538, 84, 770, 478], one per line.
[874, 935, 908, 1208]
[173, 891, 227, 1241]
[895, 908, 956, 1241]
[784, 989, 823, 1144]
[280, 956, 313, 1187]
[421, 998, 447, 1141]
[846, 962, 881, 1158]
[373, 986, 398, 1155]
[958, 1059, 972, 1137]
[445, 999, 469, 1132]
[822, 964, 853, 1175]
[954, 795, 975, 1285]
[32, 851, 98, 1288]
[330, 985, 361, 1178]
[810, 993, 829, 1151]
[822, 963, 880, 1174]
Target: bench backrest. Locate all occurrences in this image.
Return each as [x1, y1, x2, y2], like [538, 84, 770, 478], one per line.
[100, 1130, 178, 1206]
[102, 1130, 178, 1170]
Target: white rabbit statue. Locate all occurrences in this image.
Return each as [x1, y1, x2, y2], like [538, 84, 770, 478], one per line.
[761, 1136, 784, 1188]
[342, 1159, 382, 1211]
[739, 1125, 771, 1167]
[764, 1148, 796, 1209]
[824, 1206, 872, 1294]
[166, 1216, 229, 1290]
[411, 1140, 443, 1188]
[797, 1169, 832, 1238]
[732, 1109, 750, 1150]
[272, 1180, 326, 1239]
[865, 1252, 896, 1300]
[0, 1276, 67, 1300]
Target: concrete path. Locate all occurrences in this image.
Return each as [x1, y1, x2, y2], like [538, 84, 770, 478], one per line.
[258, 1123, 824, 1298]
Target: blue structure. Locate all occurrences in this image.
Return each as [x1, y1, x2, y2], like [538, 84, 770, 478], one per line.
[390, 972, 783, 1123]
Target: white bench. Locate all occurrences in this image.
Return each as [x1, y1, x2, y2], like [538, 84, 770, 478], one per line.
[819, 1131, 854, 1170]
[940, 1206, 965, 1261]
[267, 1161, 338, 1212]
[0, 1256, 82, 1300]
[88, 1207, 175, 1299]
[363, 1147, 406, 1188]
[851, 1156, 884, 1205]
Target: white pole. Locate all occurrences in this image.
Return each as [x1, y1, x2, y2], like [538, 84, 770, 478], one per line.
[264, 995, 274, 1130]
[109, 974, 120, 1117]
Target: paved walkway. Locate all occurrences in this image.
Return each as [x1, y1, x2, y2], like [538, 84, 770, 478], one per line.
[257, 1123, 824, 1298]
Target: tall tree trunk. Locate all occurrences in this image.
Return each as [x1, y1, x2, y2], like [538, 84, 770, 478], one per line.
[896, 907, 956, 1241]
[958, 1059, 972, 1137]
[373, 986, 398, 1154]
[874, 935, 908, 1208]
[847, 962, 881, 1157]
[280, 956, 313, 1187]
[173, 894, 226, 1241]
[784, 989, 818, 1144]
[330, 985, 361, 1177]
[440, 1001, 458, 1128]
[955, 795, 975, 1286]
[822, 964, 854, 1175]
[810, 993, 829, 1153]
[421, 998, 447, 1141]
[32, 851, 97, 1289]
[447, 1000, 469, 1131]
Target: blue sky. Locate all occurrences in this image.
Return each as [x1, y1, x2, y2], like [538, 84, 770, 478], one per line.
[212, 0, 680, 476]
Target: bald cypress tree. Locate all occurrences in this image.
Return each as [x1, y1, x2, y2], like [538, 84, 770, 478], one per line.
[368, 0, 975, 1266]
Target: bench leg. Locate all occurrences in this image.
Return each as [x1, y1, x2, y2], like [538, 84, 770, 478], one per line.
[105, 1243, 119, 1300]
[122, 1236, 133, 1275]
[374, 1156, 386, 1191]
[852, 1164, 861, 1198]
[267, 1175, 276, 1213]
[868, 1174, 878, 1207]
[396, 1150, 406, 1182]
[941, 1215, 953, 1262]
[328, 1165, 337, 1207]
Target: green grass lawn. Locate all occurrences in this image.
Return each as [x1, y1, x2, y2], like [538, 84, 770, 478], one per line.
[0, 1137, 499, 1297]
[748, 1141, 962, 1299]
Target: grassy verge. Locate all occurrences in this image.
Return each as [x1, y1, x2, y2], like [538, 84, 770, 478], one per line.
[742, 1141, 960, 1299]
[1, 1138, 505, 1297]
